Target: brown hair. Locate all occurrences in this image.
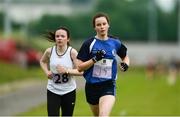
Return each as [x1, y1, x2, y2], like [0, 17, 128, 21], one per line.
[92, 12, 110, 28]
[44, 26, 70, 46]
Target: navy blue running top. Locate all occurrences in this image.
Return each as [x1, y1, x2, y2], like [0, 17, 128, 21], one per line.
[77, 36, 127, 84]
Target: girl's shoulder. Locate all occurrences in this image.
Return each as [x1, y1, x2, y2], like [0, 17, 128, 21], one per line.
[108, 35, 122, 43]
[79, 37, 96, 49]
[108, 35, 120, 40]
[69, 46, 78, 54]
[44, 46, 54, 57]
[46, 46, 54, 53]
[83, 36, 95, 44]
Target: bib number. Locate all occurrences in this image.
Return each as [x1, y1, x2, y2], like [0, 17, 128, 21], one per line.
[52, 73, 69, 84]
[92, 59, 113, 79]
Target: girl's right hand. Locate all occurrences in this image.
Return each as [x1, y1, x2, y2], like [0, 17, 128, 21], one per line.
[46, 71, 53, 79]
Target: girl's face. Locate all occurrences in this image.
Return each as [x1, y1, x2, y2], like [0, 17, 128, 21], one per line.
[94, 16, 109, 37]
[55, 29, 69, 47]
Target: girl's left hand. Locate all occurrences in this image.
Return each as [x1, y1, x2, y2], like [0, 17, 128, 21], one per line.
[120, 62, 129, 72]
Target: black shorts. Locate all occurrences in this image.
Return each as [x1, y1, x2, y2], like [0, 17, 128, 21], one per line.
[85, 80, 116, 105]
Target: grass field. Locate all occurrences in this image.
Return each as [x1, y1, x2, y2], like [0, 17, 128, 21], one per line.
[0, 61, 44, 84]
[18, 66, 180, 116]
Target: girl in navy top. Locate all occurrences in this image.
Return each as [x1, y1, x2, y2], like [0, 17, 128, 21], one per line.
[77, 12, 130, 116]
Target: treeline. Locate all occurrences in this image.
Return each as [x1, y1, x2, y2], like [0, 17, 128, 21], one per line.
[0, 0, 179, 42]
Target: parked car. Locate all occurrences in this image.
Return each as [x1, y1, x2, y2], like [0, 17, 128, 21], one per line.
[0, 39, 42, 68]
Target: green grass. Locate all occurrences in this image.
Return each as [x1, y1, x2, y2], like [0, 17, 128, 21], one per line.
[0, 61, 45, 84]
[19, 66, 180, 116]
[115, 67, 180, 116]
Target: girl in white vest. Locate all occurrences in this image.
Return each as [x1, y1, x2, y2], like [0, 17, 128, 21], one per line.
[40, 26, 82, 116]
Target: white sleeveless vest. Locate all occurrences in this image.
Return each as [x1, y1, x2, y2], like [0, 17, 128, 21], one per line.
[47, 46, 76, 95]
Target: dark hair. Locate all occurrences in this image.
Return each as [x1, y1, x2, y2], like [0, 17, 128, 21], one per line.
[44, 26, 70, 46]
[92, 12, 110, 28]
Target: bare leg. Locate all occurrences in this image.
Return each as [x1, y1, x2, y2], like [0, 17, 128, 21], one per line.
[89, 104, 99, 116]
[99, 95, 115, 117]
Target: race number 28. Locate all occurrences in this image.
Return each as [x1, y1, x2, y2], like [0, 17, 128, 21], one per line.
[53, 73, 69, 84]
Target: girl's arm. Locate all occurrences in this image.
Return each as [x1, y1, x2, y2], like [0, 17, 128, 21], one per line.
[120, 55, 130, 72]
[77, 59, 94, 72]
[39, 48, 53, 78]
[122, 55, 130, 66]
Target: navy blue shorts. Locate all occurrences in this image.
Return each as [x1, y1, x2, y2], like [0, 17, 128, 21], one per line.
[85, 80, 116, 105]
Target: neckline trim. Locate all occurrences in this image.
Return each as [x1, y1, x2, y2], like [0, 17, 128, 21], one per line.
[55, 46, 69, 56]
[94, 36, 109, 41]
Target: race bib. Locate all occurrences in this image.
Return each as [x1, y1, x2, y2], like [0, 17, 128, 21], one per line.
[52, 73, 69, 84]
[92, 59, 113, 79]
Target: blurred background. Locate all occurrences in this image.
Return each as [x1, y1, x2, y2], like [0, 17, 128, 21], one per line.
[0, 0, 180, 116]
